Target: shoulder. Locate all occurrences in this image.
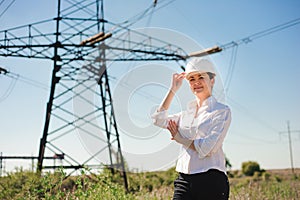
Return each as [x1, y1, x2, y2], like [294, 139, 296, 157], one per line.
[214, 101, 230, 112]
[210, 100, 231, 121]
[209, 97, 230, 112]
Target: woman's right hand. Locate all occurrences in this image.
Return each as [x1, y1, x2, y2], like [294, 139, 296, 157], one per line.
[170, 72, 186, 93]
[156, 72, 186, 112]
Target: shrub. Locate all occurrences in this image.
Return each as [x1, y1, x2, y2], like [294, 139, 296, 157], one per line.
[262, 172, 271, 181]
[242, 161, 261, 176]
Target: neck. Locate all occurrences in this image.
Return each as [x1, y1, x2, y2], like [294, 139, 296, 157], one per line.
[196, 93, 211, 107]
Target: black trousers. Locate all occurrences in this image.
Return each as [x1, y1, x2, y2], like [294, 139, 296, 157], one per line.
[172, 169, 229, 200]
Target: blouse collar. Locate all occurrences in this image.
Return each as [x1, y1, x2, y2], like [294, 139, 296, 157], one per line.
[187, 96, 216, 112]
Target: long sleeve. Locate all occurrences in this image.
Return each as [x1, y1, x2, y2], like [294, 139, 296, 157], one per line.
[194, 107, 231, 159]
[152, 108, 181, 129]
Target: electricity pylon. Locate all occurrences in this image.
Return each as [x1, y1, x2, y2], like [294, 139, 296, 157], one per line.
[0, 0, 221, 189]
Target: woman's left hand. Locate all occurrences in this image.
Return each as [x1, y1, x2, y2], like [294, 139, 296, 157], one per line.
[167, 120, 179, 140]
[167, 120, 195, 150]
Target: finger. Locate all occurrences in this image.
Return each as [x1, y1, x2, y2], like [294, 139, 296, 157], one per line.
[175, 73, 185, 81]
[167, 120, 172, 128]
[169, 120, 174, 126]
[178, 73, 186, 79]
[173, 73, 179, 79]
[168, 127, 176, 136]
[167, 122, 175, 134]
[168, 120, 173, 126]
[170, 120, 178, 130]
[168, 120, 175, 131]
[167, 124, 172, 132]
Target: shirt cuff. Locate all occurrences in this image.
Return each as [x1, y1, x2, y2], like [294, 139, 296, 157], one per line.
[151, 108, 168, 128]
[193, 139, 206, 159]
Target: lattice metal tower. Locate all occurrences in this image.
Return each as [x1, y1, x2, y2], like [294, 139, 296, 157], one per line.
[0, 0, 203, 189]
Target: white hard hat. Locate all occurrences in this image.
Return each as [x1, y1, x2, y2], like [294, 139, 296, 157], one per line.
[185, 58, 216, 79]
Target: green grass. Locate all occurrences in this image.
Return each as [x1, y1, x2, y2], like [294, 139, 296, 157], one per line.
[230, 175, 299, 199]
[0, 167, 299, 199]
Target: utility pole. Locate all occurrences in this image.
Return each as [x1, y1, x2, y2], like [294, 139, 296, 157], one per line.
[287, 121, 294, 174]
[0, 152, 2, 176]
[279, 121, 300, 174]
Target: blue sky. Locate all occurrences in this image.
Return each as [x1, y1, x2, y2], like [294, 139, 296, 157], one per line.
[0, 0, 300, 171]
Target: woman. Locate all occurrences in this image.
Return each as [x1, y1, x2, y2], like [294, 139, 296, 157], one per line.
[152, 58, 231, 200]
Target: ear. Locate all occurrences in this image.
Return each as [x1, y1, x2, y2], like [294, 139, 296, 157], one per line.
[210, 77, 215, 87]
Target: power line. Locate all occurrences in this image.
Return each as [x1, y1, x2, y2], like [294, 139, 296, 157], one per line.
[220, 17, 300, 50]
[0, 75, 17, 102]
[109, 0, 176, 35]
[0, 0, 15, 19]
[0, 66, 17, 102]
[220, 17, 300, 94]
[218, 17, 300, 135]
[0, 0, 6, 7]
[120, 0, 175, 28]
[224, 44, 238, 91]
[0, 66, 49, 91]
[6, 72, 49, 90]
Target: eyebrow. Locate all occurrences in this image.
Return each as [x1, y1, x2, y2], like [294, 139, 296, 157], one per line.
[188, 73, 206, 79]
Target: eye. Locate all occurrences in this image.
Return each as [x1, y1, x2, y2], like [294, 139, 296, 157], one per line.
[197, 74, 205, 79]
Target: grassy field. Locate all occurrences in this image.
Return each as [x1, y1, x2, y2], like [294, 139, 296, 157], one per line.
[0, 167, 299, 199]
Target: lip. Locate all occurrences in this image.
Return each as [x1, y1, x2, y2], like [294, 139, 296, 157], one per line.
[194, 86, 203, 90]
[193, 87, 204, 93]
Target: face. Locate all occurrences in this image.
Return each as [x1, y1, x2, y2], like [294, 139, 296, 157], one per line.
[186, 72, 215, 98]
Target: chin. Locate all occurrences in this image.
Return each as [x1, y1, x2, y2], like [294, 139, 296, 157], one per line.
[193, 90, 203, 93]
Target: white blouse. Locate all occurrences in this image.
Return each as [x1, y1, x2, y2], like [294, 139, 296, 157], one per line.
[152, 96, 231, 174]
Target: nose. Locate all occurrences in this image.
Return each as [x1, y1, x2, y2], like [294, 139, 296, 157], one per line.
[193, 80, 202, 85]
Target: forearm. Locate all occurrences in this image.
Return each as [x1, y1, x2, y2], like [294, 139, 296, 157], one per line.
[157, 89, 175, 112]
[158, 73, 185, 112]
[173, 133, 196, 151]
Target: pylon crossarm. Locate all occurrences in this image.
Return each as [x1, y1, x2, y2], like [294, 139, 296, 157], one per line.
[102, 44, 185, 61]
[102, 26, 188, 61]
[1, 19, 188, 61]
[0, 19, 56, 58]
